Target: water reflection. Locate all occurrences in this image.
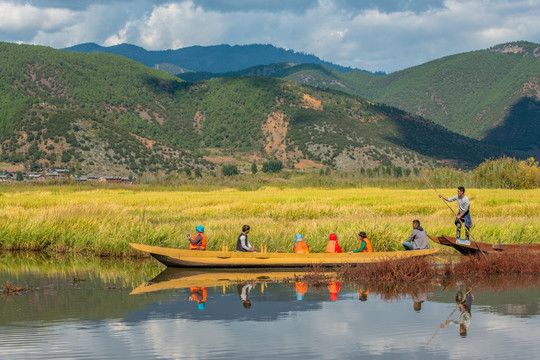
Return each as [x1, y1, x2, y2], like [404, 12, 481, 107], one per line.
[1, 255, 540, 359]
[237, 283, 255, 309]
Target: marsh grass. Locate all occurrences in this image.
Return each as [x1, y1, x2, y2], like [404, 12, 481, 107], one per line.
[0, 252, 161, 287]
[0, 185, 538, 255]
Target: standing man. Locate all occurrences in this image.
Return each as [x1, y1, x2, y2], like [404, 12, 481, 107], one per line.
[439, 186, 472, 240]
[402, 220, 430, 250]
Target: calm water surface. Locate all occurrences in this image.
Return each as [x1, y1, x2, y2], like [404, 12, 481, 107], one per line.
[1, 256, 539, 359]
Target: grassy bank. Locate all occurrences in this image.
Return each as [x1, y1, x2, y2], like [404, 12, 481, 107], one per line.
[0, 185, 538, 256]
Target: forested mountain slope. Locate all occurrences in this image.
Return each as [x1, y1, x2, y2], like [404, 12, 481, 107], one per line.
[280, 41, 540, 154]
[0, 42, 507, 175]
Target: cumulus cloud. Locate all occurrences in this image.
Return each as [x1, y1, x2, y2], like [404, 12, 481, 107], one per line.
[0, 0, 539, 72]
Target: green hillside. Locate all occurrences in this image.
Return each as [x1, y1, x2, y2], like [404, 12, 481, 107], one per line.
[279, 41, 540, 154]
[0, 42, 507, 175]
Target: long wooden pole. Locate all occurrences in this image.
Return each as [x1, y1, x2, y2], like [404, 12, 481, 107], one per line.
[424, 178, 486, 258]
[426, 305, 459, 345]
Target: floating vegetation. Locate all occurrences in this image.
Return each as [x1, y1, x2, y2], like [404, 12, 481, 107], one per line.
[1, 281, 29, 295]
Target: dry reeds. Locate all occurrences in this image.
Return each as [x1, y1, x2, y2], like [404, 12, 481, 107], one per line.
[2, 281, 28, 295]
[447, 251, 540, 276]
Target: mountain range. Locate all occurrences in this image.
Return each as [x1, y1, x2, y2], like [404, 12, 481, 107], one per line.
[67, 41, 540, 157]
[64, 43, 369, 74]
[0, 42, 508, 175]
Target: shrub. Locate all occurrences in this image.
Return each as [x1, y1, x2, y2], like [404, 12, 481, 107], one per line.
[262, 160, 283, 173]
[472, 157, 540, 189]
[221, 164, 239, 176]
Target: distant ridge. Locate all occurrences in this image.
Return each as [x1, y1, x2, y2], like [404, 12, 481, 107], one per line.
[63, 42, 368, 74]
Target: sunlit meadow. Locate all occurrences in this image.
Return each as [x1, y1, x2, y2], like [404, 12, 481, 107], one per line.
[0, 186, 538, 256]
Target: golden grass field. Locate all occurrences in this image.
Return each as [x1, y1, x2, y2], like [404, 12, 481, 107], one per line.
[0, 186, 538, 256]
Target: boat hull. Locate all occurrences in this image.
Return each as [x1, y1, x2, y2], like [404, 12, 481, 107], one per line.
[130, 243, 440, 268]
[428, 235, 540, 255]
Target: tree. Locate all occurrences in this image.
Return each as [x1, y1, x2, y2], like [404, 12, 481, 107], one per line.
[262, 160, 283, 173]
[251, 162, 258, 174]
[221, 164, 239, 176]
[16, 171, 23, 181]
[194, 168, 202, 178]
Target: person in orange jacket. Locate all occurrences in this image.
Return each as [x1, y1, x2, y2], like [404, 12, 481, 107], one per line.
[293, 234, 310, 253]
[295, 282, 309, 300]
[328, 281, 342, 301]
[359, 284, 370, 301]
[325, 233, 342, 253]
[348, 232, 373, 253]
[187, 225, 207, 250]
[188, 286, 207, 310]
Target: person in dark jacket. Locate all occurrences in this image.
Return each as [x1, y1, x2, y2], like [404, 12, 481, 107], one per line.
[236, 224, 256, 252]
[402, 219, 430, 250]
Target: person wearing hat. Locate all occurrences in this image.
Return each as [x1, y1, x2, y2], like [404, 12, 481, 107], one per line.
[328, 281, 342, 301]
[325, 233, 342, 253]
[295, 282, 309, 300]
[188, 286, 207, 310]
[187, 225, 207, 250]
[293, 234, 310, 253]
[349, 231, 373, 253]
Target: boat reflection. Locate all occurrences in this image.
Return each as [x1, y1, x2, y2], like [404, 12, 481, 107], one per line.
[131, 268, 540, 322]
[130, 267, 335, 295]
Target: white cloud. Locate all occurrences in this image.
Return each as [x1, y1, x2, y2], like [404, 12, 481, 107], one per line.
[1, 0, 539, 72]
[0, 1, 76, 33]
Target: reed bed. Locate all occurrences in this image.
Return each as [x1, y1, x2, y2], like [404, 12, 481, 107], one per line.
[0, 186, 538, 256]
[447, 252, 540, 275]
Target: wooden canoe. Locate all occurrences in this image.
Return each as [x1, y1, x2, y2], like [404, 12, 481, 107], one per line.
[428, 235, 540, 255]
[129, 243, 440, 268]
[130, 268, 332, 294]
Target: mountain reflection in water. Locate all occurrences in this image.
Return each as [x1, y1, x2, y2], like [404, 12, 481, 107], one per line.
[1, 261, 539, 359]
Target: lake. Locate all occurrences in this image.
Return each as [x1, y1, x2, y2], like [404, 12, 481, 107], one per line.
[1, 254, 539, 359]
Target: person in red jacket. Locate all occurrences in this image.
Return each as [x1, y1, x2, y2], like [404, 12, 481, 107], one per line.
[325, 233, 342, 253]
[328, 281, 342, 301]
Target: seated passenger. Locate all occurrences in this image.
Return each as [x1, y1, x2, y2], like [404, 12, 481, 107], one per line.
[187, 225, 206, 250]
[236, 224, 256, 252]
[295, 282, 309, 301]
[349, 231, 373, 253]
[188, 286, 207, 310]
[293, 234, 310, 253]
[325, 233, 342, 253]
[328, 281, 342, 301]
[402, 220, 430, 250]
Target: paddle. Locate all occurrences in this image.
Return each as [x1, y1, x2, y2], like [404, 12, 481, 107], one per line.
[424, 178, 487, 259]
[390, 238, 449, 263]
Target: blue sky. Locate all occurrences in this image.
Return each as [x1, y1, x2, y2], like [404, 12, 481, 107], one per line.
[0, 0, 538, 72]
